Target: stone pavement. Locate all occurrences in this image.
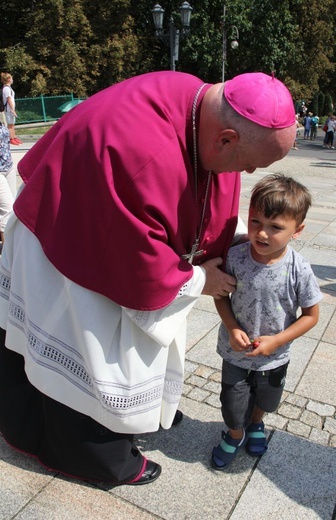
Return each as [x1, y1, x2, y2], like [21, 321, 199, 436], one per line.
[1, 135, 336, 520]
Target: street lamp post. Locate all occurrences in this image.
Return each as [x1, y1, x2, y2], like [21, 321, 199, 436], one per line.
[222, 4, 239, 82]
[152, 2, 193, 71]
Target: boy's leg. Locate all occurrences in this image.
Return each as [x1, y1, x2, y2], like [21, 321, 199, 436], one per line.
[251, 405, 265, 423]
[246, 363, 289, 457]
[211, 361, 254, 470]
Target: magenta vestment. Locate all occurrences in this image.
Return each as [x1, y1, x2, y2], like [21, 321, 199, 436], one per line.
[14, 72, 241, 310]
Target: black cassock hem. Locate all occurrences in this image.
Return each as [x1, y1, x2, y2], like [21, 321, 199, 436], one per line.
[0, 328, 144, 483]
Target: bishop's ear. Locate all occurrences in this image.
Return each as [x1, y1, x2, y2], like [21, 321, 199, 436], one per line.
[215, 129, 239, 150]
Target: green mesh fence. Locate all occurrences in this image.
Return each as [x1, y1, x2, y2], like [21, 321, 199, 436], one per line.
[15, 94, 86, 124]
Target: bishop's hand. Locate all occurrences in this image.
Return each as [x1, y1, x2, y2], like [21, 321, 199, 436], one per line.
[200, 257, 236, 299]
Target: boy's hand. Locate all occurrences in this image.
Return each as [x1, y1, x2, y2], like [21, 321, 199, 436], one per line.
[245, 336, 279, 357]
[228, 329, 251, 352]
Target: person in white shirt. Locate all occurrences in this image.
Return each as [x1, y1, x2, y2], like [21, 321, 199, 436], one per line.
[1, 73, 22, 145]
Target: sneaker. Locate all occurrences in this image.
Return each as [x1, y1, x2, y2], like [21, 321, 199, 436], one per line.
[14, 138, 23, 144]
[10, 139, 19, 145]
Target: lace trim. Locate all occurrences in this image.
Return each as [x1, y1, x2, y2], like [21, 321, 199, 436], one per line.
[102, 385, 163, 409]
[177, 282, 189, 297]
[6, 292, 182, 413]
[163, 378, 183, 404]
[0, 272, 11, 291]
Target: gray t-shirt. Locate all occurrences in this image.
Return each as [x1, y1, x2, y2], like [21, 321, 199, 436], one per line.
[217, 242, 322, 371]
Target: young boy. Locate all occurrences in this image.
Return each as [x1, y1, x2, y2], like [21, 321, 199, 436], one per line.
[212, 173, 322, 470]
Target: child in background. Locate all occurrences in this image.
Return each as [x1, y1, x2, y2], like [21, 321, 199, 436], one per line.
[212, 173, 322, 470]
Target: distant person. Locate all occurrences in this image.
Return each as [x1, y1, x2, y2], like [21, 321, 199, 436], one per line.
[324, 115, 336, 149]
[310, 114, 319, 140]
[303, 112, 312, 140]
[1, 73, 22, 146]
[292, 114, 300, 149]
[323, 113, 333, 147]
[212, 174, 322, 470]
[299, 102, 307, 118]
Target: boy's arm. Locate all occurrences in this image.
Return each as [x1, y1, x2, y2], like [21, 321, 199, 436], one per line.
[215, 297, 251, 351]
[247, 303, 319, 358]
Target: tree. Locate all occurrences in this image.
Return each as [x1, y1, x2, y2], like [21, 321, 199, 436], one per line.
[318, 92, 325, 117]
[324, 94, 334, 116]
[0, 0, 335, 103]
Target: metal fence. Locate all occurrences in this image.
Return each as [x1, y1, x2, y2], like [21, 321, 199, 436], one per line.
[15, 94, 86, 124]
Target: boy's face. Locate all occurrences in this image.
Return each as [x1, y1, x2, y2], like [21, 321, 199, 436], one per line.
[248, 207, 304, 264]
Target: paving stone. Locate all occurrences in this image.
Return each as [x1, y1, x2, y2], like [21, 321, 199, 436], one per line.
[309, 301, 335, 340]
[306, 400, 335, 417]
[183, 383, 192, 396]
[194, 365, 215, 379]
[0, 458, 55, 520]
[264, 413, 288, 430]
[19, 478, 155, 520]
[324, 417, 336, 435]
[187, 387, 211, 402]
[186, 326, 222, 371]
[286, 420, 311, 438]
[209, 371, 222, 383]
[186, 308, 220, 352]
[296, 342, 336, 406]
[322, 309, 336, 344]
[203, 380, 221, 394]
[278, 403, 302, 420]
[329, 434, 336, 447]
[184, 360, 198, 373]
[230, 430, 336, 520]
[300, 410, 323, 429]
[280, 390, 289, 401]
[309, 428, 330, 445]
[204, 393, 221, 408]
[193, 294, 217, 313]
[284, 337, 317, 393]
[285, 394, 308, 408]
[186, 374, 207, 388]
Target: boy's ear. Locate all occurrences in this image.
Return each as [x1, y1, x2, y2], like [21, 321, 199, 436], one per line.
[292, 223, 305, 239]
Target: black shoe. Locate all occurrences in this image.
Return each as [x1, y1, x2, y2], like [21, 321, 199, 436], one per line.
[129, 460, 162, 485]
[172, 410, 183, 426]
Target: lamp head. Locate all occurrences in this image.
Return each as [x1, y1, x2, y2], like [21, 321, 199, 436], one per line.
[180, 1, 193, 28]
[152, 4, 165, 31]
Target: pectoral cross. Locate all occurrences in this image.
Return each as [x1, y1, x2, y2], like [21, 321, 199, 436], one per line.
[182, 240, 204, 264]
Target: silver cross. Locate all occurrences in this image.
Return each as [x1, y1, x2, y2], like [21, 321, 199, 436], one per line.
[182, 241, 204, 264]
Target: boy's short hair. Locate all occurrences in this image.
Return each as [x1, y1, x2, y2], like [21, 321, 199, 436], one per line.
[250, 173, 311, 225]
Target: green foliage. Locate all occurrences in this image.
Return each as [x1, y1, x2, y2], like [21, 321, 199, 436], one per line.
[318, 93, 325, 116]
[309, 94, 319, 116]
[324, 94, 334, 116]
[0, 0, 335, 105]
[17, 110, 48, 124]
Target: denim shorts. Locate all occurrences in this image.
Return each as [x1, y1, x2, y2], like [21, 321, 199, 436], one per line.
[220, 359, 289, 430]
[4, 110, 15, 125]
